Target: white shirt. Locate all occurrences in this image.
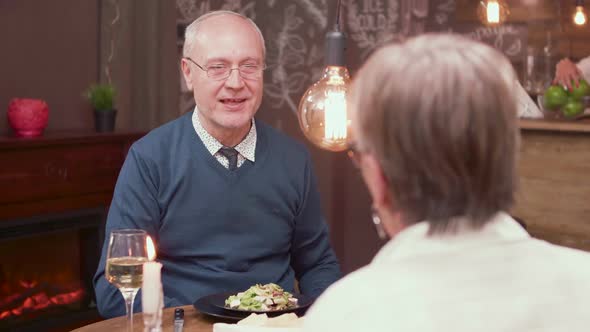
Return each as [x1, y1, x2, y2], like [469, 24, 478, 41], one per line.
[304, 212, 590, 332]
[191, 106, 256, 169]
[516, 79, 543, 118]
[577, 56, 590, 81]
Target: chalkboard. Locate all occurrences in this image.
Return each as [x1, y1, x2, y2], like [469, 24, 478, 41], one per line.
[452, 23, 528, 62]
[175, 0, 530, 117]
[426, 0, 455, 32]
[175, 0, 465, 117]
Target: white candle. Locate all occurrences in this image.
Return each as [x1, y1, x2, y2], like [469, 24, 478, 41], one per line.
[142, 235, 162, 314]
[142, 261, 162, 313]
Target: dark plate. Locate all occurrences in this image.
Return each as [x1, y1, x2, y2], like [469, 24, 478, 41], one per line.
[193, 292, 313, 321]
[193, 293, 247, 321]
[212, 291, 313, 314]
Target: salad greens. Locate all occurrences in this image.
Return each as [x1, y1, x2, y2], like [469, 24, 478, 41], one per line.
[225, 283, 298, 311]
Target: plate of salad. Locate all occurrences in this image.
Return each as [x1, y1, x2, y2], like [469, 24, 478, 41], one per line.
[210, 283, 313, 314]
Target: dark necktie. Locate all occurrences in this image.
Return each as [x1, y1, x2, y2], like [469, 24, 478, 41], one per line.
[219, 147, 238, 171]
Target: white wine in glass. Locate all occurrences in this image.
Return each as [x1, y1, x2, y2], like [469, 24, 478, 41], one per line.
[106, 229, 148, 332]
[107, 256, 147, 288]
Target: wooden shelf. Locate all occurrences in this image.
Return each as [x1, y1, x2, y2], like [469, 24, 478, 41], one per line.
[0, 131, 145, 221]
[519, 118, 590, 134]
[0, 130, 146, 149]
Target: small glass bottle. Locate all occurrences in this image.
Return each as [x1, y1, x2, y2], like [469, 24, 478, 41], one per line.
[174, 308, 184, 332]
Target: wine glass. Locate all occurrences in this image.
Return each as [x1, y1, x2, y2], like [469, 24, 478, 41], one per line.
[105, 229, 148, 332]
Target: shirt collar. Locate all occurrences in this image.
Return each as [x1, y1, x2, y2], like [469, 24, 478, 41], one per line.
[372, 212, 530, 265]
[191, 106, 256, 162]
[234, 118, 257, 162]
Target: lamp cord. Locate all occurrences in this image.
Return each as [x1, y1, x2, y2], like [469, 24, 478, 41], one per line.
[335, 0, 342, 31]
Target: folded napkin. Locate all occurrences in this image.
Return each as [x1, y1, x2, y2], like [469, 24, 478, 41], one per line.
[214, 313, 304, 332]
[213, 322, 302, 332]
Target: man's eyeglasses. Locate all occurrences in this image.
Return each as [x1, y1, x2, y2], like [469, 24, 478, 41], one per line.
[184, 57, 266, 81]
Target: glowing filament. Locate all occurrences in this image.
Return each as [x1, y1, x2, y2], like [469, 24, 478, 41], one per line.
[487, 0, 500, 24]
[574, 6, 587, 26]
[324, 90, 347, 140]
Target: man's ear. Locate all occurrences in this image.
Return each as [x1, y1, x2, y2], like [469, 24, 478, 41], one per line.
[363, 154, 392, 211]
[181, 58, 193, 91]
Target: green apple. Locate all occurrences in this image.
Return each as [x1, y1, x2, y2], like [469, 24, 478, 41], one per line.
[544, 85, 568, 111]
[568, 79, 590, 101]
[562, 100, 584, 118]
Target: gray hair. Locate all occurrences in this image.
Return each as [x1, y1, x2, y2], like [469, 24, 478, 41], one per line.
[182, 10, 266, 59]
[352, 33, 520, 233]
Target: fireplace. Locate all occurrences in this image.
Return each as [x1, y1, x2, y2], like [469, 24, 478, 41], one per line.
[0, 209, 104, 332]
[0, 131, 145, 331]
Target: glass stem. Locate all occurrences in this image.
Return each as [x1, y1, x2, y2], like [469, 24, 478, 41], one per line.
[121, 288, 139, 332]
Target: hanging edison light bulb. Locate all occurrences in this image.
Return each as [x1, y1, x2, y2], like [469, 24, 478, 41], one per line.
[574, 0, 587, 26]
[298, 0, 351, 152]
[298, 64, 351, 151]
[477, 0, 510, 26]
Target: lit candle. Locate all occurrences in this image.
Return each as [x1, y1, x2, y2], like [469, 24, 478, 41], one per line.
[142, 236, 162, 314]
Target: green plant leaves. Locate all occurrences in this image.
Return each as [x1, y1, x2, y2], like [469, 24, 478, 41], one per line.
[85, 84, 116, 111]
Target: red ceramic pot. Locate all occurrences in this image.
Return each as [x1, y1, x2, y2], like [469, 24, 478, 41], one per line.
[7, 98, 49, 137]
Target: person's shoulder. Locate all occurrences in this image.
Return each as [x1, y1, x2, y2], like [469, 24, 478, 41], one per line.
[535, 239, 590, 259]
[528, 238, 590, 275]
[131, 112, 192, 156]
[256, 120, 310, 159]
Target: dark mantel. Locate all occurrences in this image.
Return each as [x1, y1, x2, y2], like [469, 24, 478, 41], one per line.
[0, 131, 145, 221]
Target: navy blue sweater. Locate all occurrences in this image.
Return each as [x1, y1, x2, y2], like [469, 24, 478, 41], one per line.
[93, 111, 341, 318]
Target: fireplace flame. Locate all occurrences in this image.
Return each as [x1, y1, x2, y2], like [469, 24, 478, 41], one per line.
[19, 280, 37, 289]
[0, 282, 84, 321]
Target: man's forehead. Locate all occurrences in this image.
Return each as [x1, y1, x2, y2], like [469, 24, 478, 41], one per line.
[197, 15, 257, 39]
[192, 34, 263, 62]
[193, 45, 263, 62]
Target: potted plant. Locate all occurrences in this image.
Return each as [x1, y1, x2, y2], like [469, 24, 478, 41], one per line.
[85, 83, 117, 132]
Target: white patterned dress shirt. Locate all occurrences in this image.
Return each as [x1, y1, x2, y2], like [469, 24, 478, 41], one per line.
[191, 107, 256, 169]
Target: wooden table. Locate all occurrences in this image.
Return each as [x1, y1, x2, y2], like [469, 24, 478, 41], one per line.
[71, 305, 217, 332]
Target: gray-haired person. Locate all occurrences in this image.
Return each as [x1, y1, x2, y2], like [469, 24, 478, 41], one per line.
[304, 33, 590, 332]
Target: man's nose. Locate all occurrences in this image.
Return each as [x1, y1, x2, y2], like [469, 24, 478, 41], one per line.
[224, 68, 245, 88]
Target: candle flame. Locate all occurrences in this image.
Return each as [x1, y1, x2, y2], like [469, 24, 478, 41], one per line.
[146, 236, 156, 261]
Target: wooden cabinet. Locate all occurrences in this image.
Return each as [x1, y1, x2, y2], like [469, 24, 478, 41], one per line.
[0, 131, 145, 221]
[514, 120, 590, 251]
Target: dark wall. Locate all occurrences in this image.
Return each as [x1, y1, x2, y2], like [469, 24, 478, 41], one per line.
[0, 0, 99, 135]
